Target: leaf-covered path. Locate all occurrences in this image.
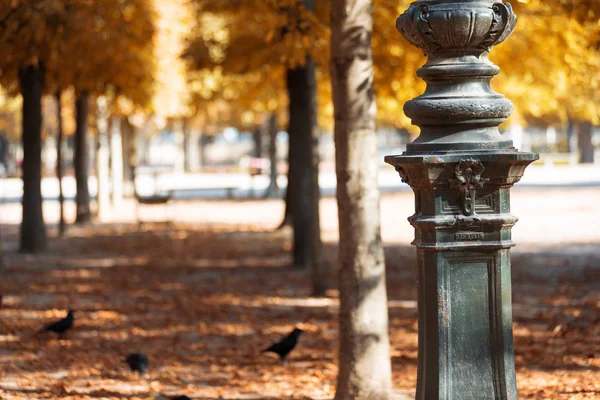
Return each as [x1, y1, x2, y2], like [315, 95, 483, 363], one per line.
[0, 192, 599, 399]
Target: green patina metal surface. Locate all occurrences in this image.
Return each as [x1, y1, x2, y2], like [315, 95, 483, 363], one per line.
[386, 1, 539, 398]
[386, 153, 535, 399]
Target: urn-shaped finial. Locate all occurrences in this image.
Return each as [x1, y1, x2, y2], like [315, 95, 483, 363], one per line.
[397, 1, 517, 56]
[396, 1, 518, 152]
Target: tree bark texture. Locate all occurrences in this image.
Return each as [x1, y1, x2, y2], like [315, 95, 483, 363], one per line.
[286, 62, 315, 269]
[330, 0, 392, 398]
[18, 64, 47, 253]
[265, 113, 280, 199]
[74, 91, 91, 223]
[578, 121, 594, 164]
[55, 91, 66, 235]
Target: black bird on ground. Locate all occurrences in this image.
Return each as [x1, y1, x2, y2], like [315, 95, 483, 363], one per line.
[125, 353, 149, 374]
[262, 327, 304, 361]
[171, 396, 191, 400]
[38, 310, 75, 337]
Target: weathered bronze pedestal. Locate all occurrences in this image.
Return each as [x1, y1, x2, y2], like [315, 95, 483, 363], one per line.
[385, 1, 538, 399]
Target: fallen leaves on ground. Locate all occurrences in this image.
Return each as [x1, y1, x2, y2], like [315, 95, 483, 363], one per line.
[0, 221, 598, 399]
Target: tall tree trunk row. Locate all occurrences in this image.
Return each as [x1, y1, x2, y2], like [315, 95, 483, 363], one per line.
[121, 117, 136, 196]
[286, 63, 315, 269]
[253, 125, 263, 159]
[277, 155, 294, 228]
[184, 120, 203, 173]
[173, 119, 186, 173]
[74, 91, 91, 223]
[0, 225, 5, 270]
[578, 121, 594, 164]
[110, 116, 124, 203]
[18, 64, 47, 253]
[265, 113, 279, 199]
[55, 91, 66, 235]
[331, 0, 392, 398]
[310, 106, 325, 297]
[566, 118, 576, 154]
[95, 97, 110, 220]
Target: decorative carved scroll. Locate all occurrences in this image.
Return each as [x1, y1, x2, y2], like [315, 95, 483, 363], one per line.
[395, 166, 410, 185]
[449, 160, 489, 216]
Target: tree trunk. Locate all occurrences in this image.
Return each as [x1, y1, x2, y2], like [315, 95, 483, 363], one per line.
[286, 62, 316, 269]
[198, 131, 204, 171]
[110, 115, 124, 202]
[55, 91, 66, 236]
[0, 133, 8, 170]
[566, 118, 576, 154]
[0, 225, 5, 270]
[265, 113, 279, 199]
[74, 91, 91, 223]
[184, 120, 202, 172]
[310, 119, 325, 296]
[95, 97, 110, 220]
[18, 64, 47, 253]
[331, 0, 392, 398]
[253, 126, 263, 158]
[277, 134, 294, 229]
[173, 119, 185, 173]
[578, 121, 594, 164]
[121, 117, 136, 196]
[183, 119, 190, 171]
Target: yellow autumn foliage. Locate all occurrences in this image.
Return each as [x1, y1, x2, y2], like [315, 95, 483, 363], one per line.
[0, 0, 156, 112]
[185, 0, 599, 129]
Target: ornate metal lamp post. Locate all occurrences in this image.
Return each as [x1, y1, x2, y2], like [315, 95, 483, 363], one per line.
[385, 1, 538, 398]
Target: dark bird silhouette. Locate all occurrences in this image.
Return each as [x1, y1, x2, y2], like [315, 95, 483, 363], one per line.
[171, 396, 191, 400]
[125, 353, 149, 374]
[262, 328, 303, 361]
[38, 310, 74, 336]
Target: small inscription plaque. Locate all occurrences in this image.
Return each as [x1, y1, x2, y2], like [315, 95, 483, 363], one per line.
[455, 232, 484, 241]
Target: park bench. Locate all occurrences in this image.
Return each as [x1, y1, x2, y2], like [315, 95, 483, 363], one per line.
[247, 156, 271, 176]
[239, 156, 271, 198]
[134, 165, 173, 225]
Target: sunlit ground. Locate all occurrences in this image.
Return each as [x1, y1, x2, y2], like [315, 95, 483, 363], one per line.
[0, 187, 599, 399]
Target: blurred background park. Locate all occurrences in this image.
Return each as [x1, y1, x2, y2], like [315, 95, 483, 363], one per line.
[0, 0, 599, 399]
